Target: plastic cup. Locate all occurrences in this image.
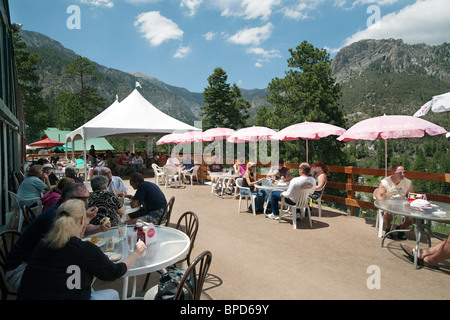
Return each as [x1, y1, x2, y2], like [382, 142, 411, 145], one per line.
[105, 237, 115, 252]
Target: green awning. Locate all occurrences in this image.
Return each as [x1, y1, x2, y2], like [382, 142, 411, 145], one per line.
[43, 128, 114, 151]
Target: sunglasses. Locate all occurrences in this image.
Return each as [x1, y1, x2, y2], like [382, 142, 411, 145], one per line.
[74, 196, 89, 202]
[395, 171, 406, 175]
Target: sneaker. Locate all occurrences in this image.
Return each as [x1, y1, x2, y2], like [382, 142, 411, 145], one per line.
[384, 229, 394, 240]
[267, 213, 280, 220]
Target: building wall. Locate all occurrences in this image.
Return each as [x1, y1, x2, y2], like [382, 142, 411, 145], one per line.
[0, 0, 26, 227]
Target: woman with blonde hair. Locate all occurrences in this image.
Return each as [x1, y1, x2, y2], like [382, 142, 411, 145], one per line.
[18, 199, 147, 300]
[242, 162, 266, 213]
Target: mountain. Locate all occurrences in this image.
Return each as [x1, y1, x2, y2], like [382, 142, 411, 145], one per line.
[331, 38, 450, 127]
[18, 30, 270, 127]
[19, 30, 450, 134]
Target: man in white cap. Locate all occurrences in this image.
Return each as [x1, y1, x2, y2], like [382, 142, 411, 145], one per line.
[42, 163, 59, 186]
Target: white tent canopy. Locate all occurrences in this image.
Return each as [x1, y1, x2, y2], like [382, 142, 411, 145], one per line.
[66, 88, 200, 161]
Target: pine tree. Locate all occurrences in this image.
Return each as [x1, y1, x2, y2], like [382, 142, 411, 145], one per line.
[13, 31, 50, 141]
[201, 67, 249, 130]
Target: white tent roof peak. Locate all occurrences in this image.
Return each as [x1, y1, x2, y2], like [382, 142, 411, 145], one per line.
[66, 89, 200, 143]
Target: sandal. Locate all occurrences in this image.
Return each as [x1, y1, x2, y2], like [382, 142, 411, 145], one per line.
[400, 244, 439, 269]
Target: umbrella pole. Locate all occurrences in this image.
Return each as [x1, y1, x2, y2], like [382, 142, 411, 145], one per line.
[306, 139, 309, 163]
[385, 139, 387, 177]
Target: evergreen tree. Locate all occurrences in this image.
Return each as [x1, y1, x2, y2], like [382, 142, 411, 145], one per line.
[201, 67, 249, 130]
[13, 31, 50, 141]
[56, 57, 107, 130]
[260, 41, 347, 164]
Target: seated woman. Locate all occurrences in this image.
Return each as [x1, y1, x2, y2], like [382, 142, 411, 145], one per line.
[310, 161, 328, 200]
[17, 164, 51, 207]
[267, 158, 292, 182]
[18, 199, 146, 300]
[242, 162, 266, 213]
[40, 177, 74, 212]
[88, 175, 126, 227]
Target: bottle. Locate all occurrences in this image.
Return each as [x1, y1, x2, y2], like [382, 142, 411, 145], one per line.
[134, 222, 146, 244]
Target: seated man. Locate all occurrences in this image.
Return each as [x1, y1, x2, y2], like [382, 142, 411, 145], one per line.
[88, 175, 125, 227]
[166, 152, 180, 167]
[268, 163, 316, 220]
[65, 166, 84, 183]
[267, 158, 292, 182]
[208, 156, 225, 192]
[99, 167, 128, 196]
[376, 164, 414, 240]
[127, 172, 167, 224]
[42, 163, 59, 186]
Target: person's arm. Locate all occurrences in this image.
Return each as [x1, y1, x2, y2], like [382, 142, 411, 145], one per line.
[122, 240, 147, 270]
[41, 172, 51, 191]
[117, 203, 126, 217]
[315, 174, 327, 191]
[244, 173, 261, 187]
[376, 182, 386, 200]
[281, 169, 292, 182]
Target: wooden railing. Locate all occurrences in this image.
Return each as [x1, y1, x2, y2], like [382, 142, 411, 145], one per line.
[198, 162, 450, 216]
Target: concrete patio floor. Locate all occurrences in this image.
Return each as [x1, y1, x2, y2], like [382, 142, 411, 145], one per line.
[93, 176, 450, 300]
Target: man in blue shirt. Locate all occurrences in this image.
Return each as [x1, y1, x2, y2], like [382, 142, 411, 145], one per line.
[128, 172, 167, 224]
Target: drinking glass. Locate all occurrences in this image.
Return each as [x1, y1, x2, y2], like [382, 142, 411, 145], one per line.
[105, 237, 115, 252]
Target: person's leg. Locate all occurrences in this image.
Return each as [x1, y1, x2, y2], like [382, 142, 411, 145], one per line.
[424, 237, 450, 266]
[5, 262, 28, 292]
[269, 191, 282, 216]
[90, 288, 120, 300]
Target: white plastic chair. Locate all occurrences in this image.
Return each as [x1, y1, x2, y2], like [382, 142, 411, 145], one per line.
[312, 181, 327, 218]
[373, 188, 384, 238]
[163, 164, 180, 188]
[280, 182, 315, 229]
[183, 165, 199, 185]
[373, 188, 403, 238]
[235, 178, 256, 216]
[8, 191, 42, 232]
[152, 163, 165, 185]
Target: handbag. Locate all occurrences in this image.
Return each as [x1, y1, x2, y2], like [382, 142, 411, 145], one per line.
[155, 269, 196, 300]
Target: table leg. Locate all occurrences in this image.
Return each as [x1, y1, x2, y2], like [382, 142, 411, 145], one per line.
[122, 276, 129, 300]
[413, 221, 421, 269]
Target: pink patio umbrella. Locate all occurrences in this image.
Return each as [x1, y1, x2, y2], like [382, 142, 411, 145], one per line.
[202, 127, 235, 142]
[227, 126, 277, 163]
[272, 121, 346, 162]
[337, 115, 447, 176]
[156, 133, 184, 145]
[176, 131, 204, 144]
[227, 126, 277, 143]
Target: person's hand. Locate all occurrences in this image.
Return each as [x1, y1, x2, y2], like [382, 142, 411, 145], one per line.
[134, 240, 147, 254]
[100, 221, 111, 232]
[86, 206, 98, 220]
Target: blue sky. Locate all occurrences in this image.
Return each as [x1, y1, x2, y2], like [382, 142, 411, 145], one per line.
[9, 0, 450, 93]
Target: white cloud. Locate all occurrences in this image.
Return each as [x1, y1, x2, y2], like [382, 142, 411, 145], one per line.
[203, 31, 216, 41]
[227, 22, 274, 46]
[343, 0, 450, 47]
[282, 0, 323, 21]
[181, 0, 203, 16]
[173, 45, 192, 58]
[125, 0, 161, 4]
[246, 47, 281, 58]
[215, 0, 280, 20]
[134, 11, 184, 46]
[80, 0, 114, 8]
